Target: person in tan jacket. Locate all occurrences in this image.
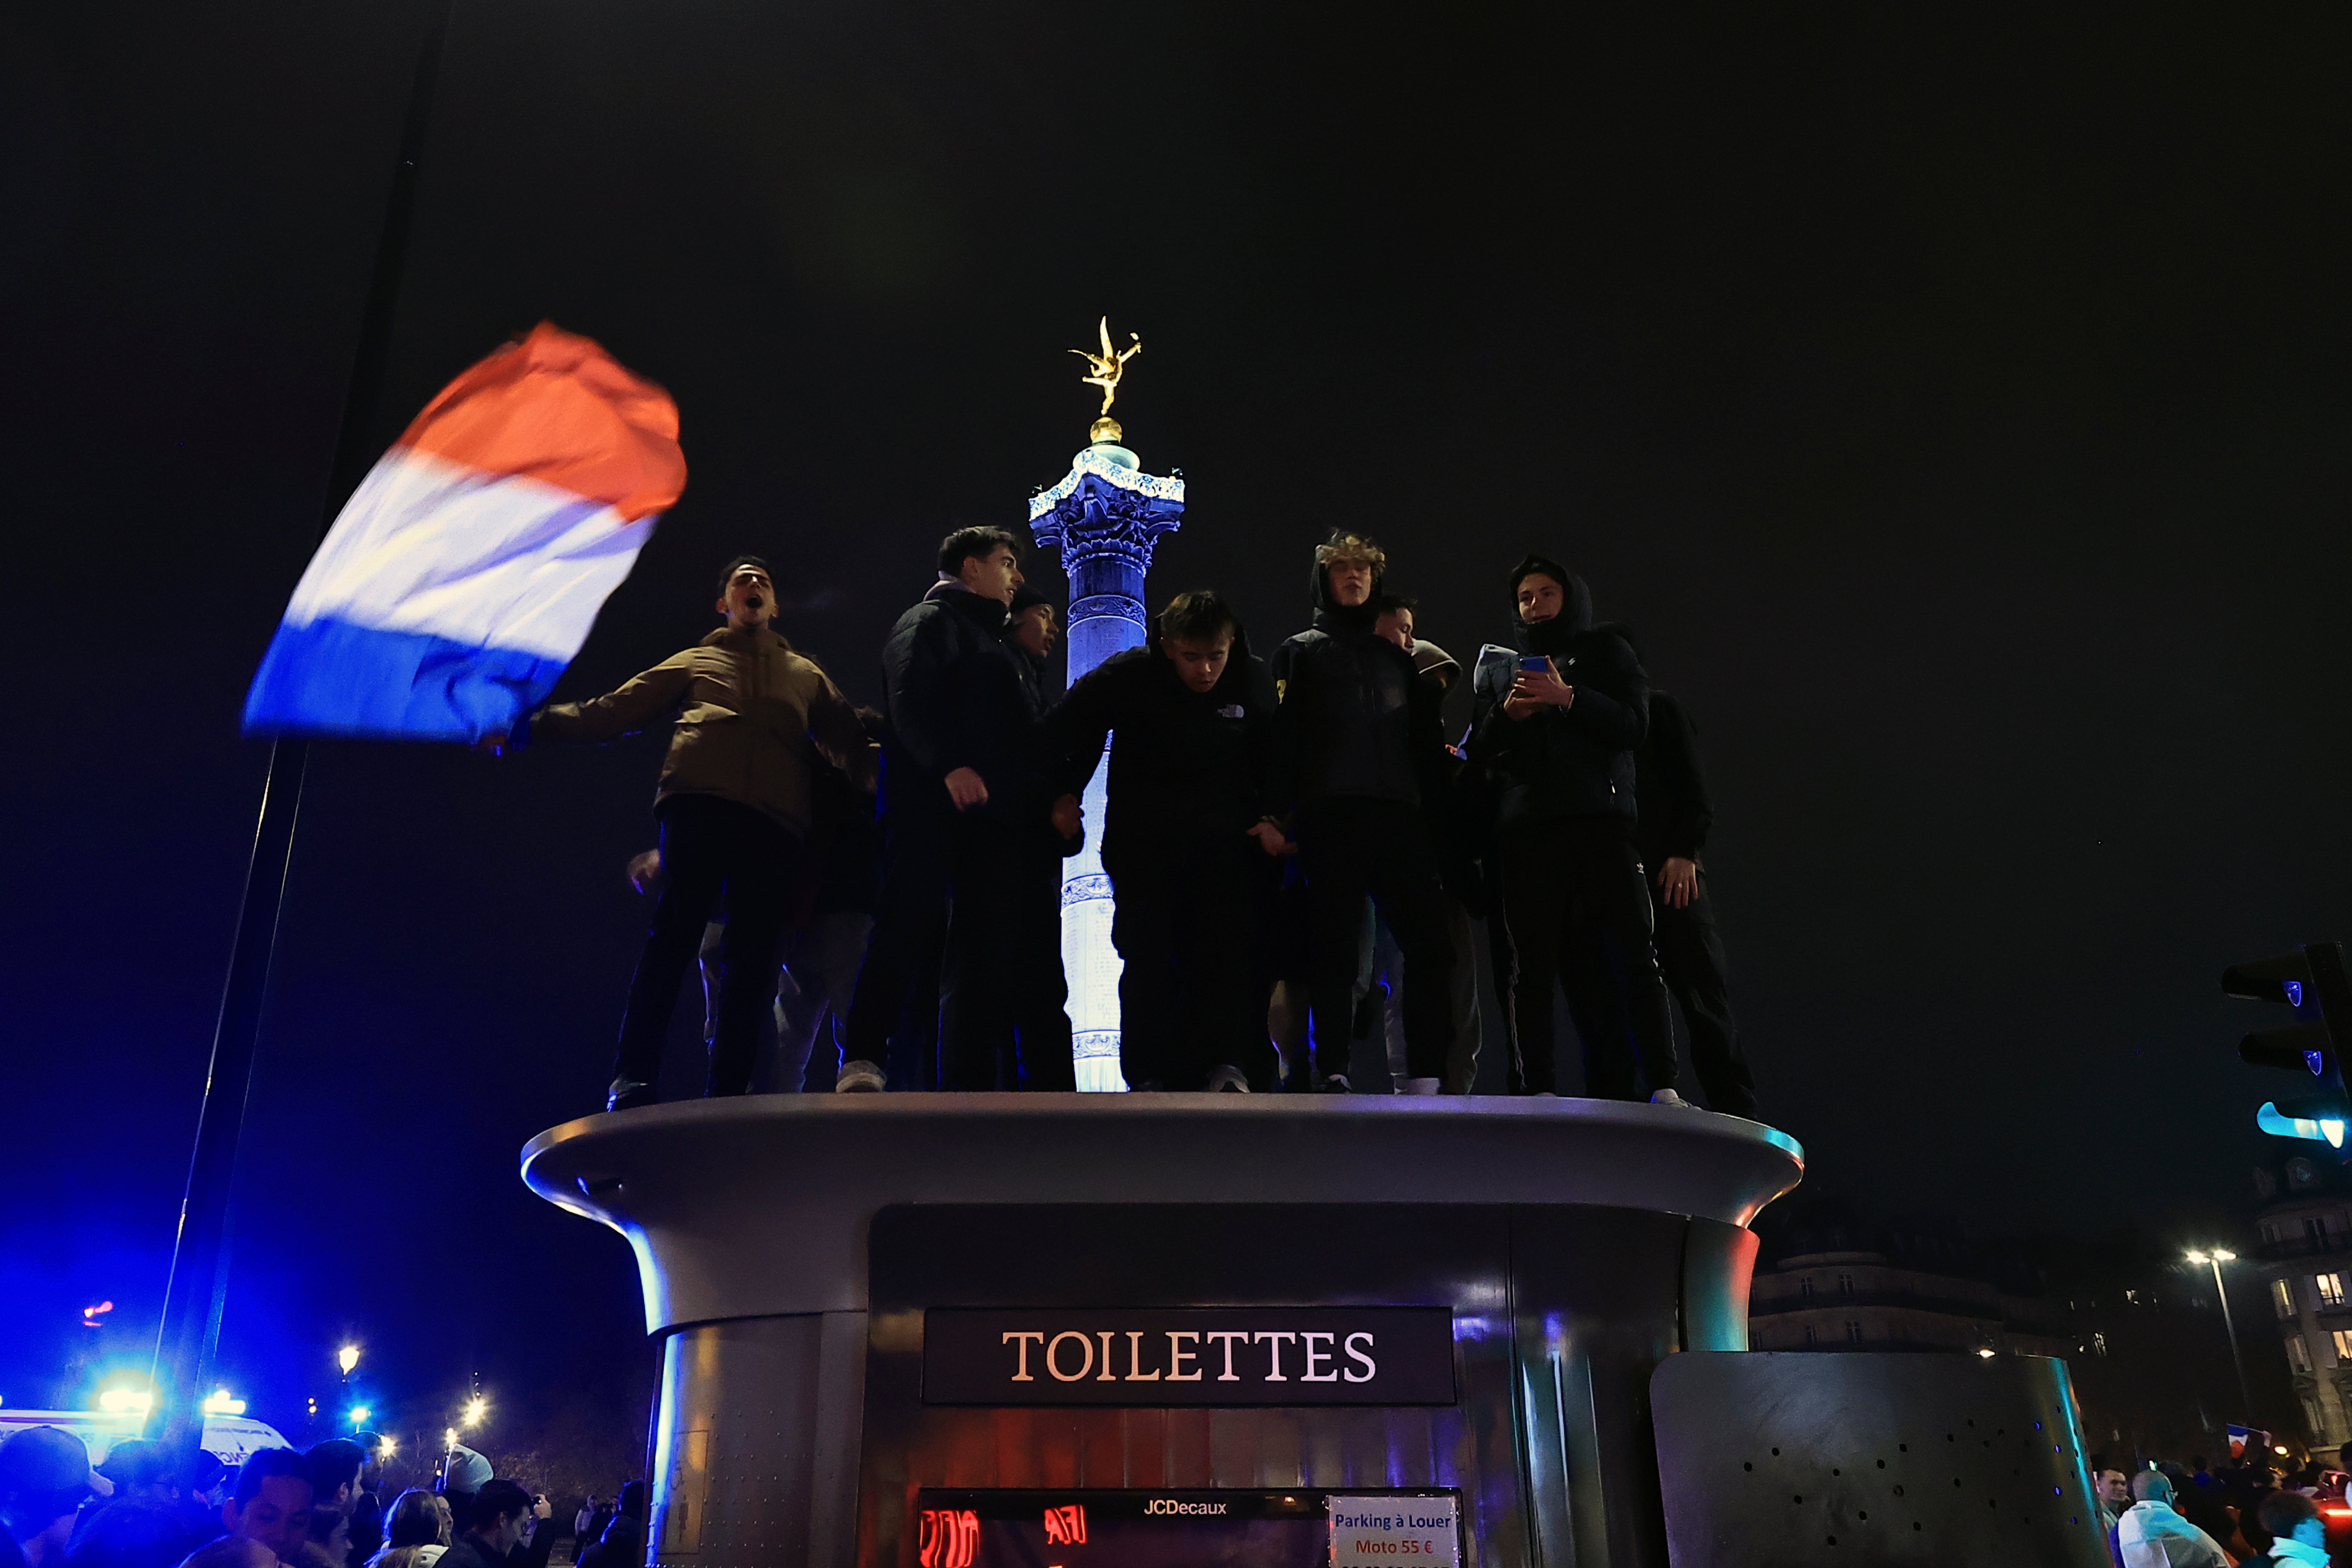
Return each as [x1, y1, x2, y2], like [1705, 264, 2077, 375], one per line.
[494, 554, 867, 1111]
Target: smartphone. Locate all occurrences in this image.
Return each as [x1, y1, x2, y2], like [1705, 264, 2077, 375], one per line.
[1519, 655, 1552, 673]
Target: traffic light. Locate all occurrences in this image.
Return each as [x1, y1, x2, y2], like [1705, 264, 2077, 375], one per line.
[2226, 942, 2352, 1150]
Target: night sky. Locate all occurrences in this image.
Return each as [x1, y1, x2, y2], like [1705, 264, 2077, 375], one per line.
[4, 0, 2347, 1454]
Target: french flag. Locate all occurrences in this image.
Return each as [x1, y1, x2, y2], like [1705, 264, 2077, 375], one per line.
[244, 322, 687, 741]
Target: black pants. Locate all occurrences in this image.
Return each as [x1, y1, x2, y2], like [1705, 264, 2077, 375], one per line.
[1656, 874, 1757, 1117]
[614, 794, 804, 1097]
[1110, 837, 1271, 1090]
[1494, 816, 1679, 1098]
[846, 806, 1022, 1089]
[949, 828, 1076, 1090]
[1297, 797, 1458, 1083]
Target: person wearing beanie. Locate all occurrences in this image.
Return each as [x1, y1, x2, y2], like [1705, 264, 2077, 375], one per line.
[1042, 588, 1285, 1092]
[1470, 553, 1686, 1104]
[483, 554, 867, 1112]
[1367, 598, 1485, 1092]
[839, 526, 1050, 1091]
[1266, 532, 1459, 1094]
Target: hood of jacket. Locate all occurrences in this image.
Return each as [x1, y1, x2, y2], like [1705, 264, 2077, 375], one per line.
[1508, 557, 1595, 656]
[1309, 554, 1382, 635]
[926, 576, 1010, 632]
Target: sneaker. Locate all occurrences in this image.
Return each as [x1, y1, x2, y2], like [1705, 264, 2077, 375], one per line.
[1398, 1077, 1441, 1096]
[1318, 1073, 1352, 1094]
[606, 1078, 657, 1113]
[1205, 1065, 1251, 1094]
[1651, 1087, 1695, 1109]
[835, 1059, 885, 1093]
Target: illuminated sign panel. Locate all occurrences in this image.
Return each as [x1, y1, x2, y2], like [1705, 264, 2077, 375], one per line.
[914, 1491, 1459, 1568]
[921, 1308, 1455, 1406]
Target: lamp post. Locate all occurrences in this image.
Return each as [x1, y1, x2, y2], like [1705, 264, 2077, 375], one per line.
[2188, 1248, 2254, 1422]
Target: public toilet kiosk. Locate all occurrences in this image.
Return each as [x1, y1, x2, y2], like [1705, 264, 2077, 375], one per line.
[524, 1095, 2109, 1568]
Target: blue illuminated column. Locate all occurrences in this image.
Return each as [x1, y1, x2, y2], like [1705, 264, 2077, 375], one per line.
[1029, 438, 1185, 1091]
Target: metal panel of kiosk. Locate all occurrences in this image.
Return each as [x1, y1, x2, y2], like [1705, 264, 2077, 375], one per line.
[859, 1203, 1762, 1568]
[1648, 1351, 2110, 1567]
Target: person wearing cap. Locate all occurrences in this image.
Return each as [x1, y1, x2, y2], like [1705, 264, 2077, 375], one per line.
[1369, 596, 1486, 1091]
[950, 581, 1079, 1089]
[1469, 553, 1685, 1104]
[0, 1426, 110, 1568]
[486, 553, 868, 1112]
[1267, 532, 1459, 1094]
[1042, 588, 1284, 1091]
[839, 526, 1047, 1091]
[67, 1440, 199, 1568]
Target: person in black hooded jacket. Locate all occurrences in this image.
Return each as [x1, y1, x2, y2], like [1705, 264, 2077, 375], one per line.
[1470, 552, 1686, 1104]
[839, 525, 1048, 1091]
[947, 580, 1079, 1090]
[1044, 589, 1286, 1091]
[1267, 531, 1459, 1093]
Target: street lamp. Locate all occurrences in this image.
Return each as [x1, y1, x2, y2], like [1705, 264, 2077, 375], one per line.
[2187, 1249, 2255, 1423]
[337, 1345, 361, 1378]
[461, 1395, 486, 1429]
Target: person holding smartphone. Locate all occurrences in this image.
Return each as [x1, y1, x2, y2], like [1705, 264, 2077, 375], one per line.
[1469, 552, 1687, 1104]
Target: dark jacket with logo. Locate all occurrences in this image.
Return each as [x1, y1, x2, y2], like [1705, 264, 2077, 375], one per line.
[1043, 624, 1278, 866]
[1633, 688, 1711, 867]
[1469, 569, 1648, 830]
[1268, 565, 1444, 816]
[877, 580, 1032, 823]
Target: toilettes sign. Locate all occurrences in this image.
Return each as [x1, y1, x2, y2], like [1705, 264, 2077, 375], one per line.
[922, 1308, 1455, 1405]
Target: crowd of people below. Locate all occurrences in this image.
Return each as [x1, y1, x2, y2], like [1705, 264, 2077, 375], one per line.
[2092, 1453, 2339, 1566]
[0, 1426, 642, 1568]
[495, 526, 1759, 1118]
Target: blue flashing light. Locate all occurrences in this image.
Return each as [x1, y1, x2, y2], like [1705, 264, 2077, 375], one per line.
[2309, 1050, 2328, 1076]
[2287, 980, 2306, 1006]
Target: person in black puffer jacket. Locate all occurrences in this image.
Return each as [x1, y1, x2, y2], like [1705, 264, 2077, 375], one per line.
[1470, 552, 1685, 1104]
[1045, 589, 1287, 1091]
[1268, 532, 1458, 1094]
[841, 526, 1052, 1091]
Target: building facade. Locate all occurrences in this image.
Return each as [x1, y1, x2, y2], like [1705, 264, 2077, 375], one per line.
[2251, 1153, 2352, 1464]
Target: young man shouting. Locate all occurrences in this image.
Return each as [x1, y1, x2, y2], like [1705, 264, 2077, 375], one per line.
[493, 555, 865, 1111]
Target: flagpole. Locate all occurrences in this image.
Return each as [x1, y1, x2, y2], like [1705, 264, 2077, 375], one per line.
[151, 0, 459, 1464]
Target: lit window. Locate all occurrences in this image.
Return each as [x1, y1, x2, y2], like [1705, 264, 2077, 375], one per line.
[2093, 1332, 2109, 1357]
[2125, 1289, 2139, 1304]
[2277, 1279, 2300, 1319]
[2290, 1336, 2314, 1372]
[2333, 1330, 2352, 1363]
[2316, 1273, 2347, 1309]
